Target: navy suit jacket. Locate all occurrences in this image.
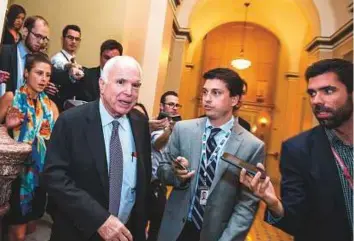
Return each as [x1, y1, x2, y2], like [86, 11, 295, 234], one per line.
[0, 44, 18, 91]
[266, 125, 352, 241]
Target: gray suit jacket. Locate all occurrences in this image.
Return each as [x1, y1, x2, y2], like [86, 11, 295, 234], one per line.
[157, 117, 265, 241]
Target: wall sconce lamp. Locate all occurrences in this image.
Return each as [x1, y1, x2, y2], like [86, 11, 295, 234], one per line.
[259, 117, 268, 127]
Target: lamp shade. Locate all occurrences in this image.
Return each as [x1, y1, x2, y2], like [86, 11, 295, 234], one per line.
[231, 58, 251, 70]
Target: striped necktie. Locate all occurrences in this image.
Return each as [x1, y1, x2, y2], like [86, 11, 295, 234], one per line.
[109, 120, 124, 216]
[191, 127, 221, 230]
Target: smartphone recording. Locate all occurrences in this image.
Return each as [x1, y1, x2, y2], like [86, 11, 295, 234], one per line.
[221, 152, 266, 179]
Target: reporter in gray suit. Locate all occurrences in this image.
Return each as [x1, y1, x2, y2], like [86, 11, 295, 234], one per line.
[157, 68, 265, 241]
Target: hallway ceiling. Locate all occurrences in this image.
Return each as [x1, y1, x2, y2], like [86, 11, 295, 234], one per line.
[177, 0, 329, 72]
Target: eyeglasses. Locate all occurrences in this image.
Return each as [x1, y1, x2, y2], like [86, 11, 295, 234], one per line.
[164, 102, 182, 109]
[30, 31, 50, 43]
[65, 35, 81, 42]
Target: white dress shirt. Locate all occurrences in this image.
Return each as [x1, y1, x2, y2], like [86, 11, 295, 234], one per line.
[51, 49, 75, 70]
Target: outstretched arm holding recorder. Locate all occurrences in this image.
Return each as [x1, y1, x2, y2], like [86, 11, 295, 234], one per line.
[239, 163, 284, 217]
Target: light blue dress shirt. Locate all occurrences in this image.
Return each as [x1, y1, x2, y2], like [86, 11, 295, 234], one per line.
[16, 42, 29, 90]
[99, 99, 137, 224]
[188, 116, 235, 219]
[151, 129, 164, 181]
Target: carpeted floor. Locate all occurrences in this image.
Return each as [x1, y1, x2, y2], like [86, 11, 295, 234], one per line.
[21, 184, 293, 241]
[22, 203, 293, 241]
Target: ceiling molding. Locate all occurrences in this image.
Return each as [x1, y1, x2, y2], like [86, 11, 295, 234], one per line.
[174, 0, 181, 7]
[173, 18, 192, 43]
[348, 2, 353, 13]
[169, 0, 180, 11]
[185, 63, 194, 69]
[285, 72, 300, 79]
[285, 72, 300, 82]
[242, 101, 275, 111]
[306, 20, 353, 52]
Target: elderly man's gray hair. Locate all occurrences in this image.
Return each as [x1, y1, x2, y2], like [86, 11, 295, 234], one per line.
[100, 55, 142, 83]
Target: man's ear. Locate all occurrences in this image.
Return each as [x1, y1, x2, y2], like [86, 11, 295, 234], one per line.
[231, 95, 240, 108]
[21, 27, 29, 39]
[99, 78, 105, 94]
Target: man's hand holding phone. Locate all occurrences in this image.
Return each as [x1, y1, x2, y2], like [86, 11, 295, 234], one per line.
[239, 163, 284, 217]
[149, 118, 169, 132]
[45, 82, 59, 96]
[173, 156, 195, 181]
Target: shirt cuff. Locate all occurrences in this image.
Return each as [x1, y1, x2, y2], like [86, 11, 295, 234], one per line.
[266, 209, 283, 224]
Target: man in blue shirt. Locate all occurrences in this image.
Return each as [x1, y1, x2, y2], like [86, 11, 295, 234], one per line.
[148, 91, 182, 241]
[0, 15, 49, 97]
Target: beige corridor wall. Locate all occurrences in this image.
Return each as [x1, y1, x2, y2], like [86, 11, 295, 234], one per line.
[9, 0, 126, 67]
[178, 39, 204, 120]
[149, 1, 175, 117]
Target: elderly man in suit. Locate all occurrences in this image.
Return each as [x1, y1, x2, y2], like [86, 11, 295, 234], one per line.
[157, 68, 265, 241]
[42, 56, 151, 241]
[240, 59, 353, 241]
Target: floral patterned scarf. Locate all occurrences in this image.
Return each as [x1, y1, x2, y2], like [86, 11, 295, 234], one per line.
[12, 85, 55, 215]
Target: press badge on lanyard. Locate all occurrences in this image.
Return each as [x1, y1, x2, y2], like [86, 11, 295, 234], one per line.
[199, 187, 209, 205]
[198, 128, 232, 205]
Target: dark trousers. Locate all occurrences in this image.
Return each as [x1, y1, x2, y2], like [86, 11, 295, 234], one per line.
[177, 221, 200, 241]
[147, 180, 167, 241]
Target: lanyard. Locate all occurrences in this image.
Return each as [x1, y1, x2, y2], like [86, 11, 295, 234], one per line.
[199, 128, 231, 187]
[201, 128, 231, 168]
[331, 146, 353, 189]
[60, 51, 73, 63]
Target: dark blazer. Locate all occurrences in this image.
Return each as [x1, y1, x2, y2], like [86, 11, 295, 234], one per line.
[49, 68, 81, 112]
[1, 28, 20, 45]
[266, 125, 352, 241]
[76, 66, 100, 102]
[42, 100, 152, 241]
[0, 44, 18, 91]
[238, 117, 251, 132]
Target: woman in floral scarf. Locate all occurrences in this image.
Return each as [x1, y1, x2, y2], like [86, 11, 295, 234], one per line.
[0, 53, 58, 241]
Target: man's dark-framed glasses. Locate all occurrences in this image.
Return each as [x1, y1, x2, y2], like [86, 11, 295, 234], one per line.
[30, 31, 50, 43]
[65, 35, 81, 42]
[164, 102, 182, 108]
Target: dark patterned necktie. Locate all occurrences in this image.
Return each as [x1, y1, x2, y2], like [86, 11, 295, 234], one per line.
[206, 128, 221, 160]
[109, 120, 124, 216]
[191, 127, 221, 230]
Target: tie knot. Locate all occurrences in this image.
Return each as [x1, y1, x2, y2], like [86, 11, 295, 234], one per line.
[70, 57, 76, 63]
[112, 120, 120, 130]
[210, 128, 221, 138]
